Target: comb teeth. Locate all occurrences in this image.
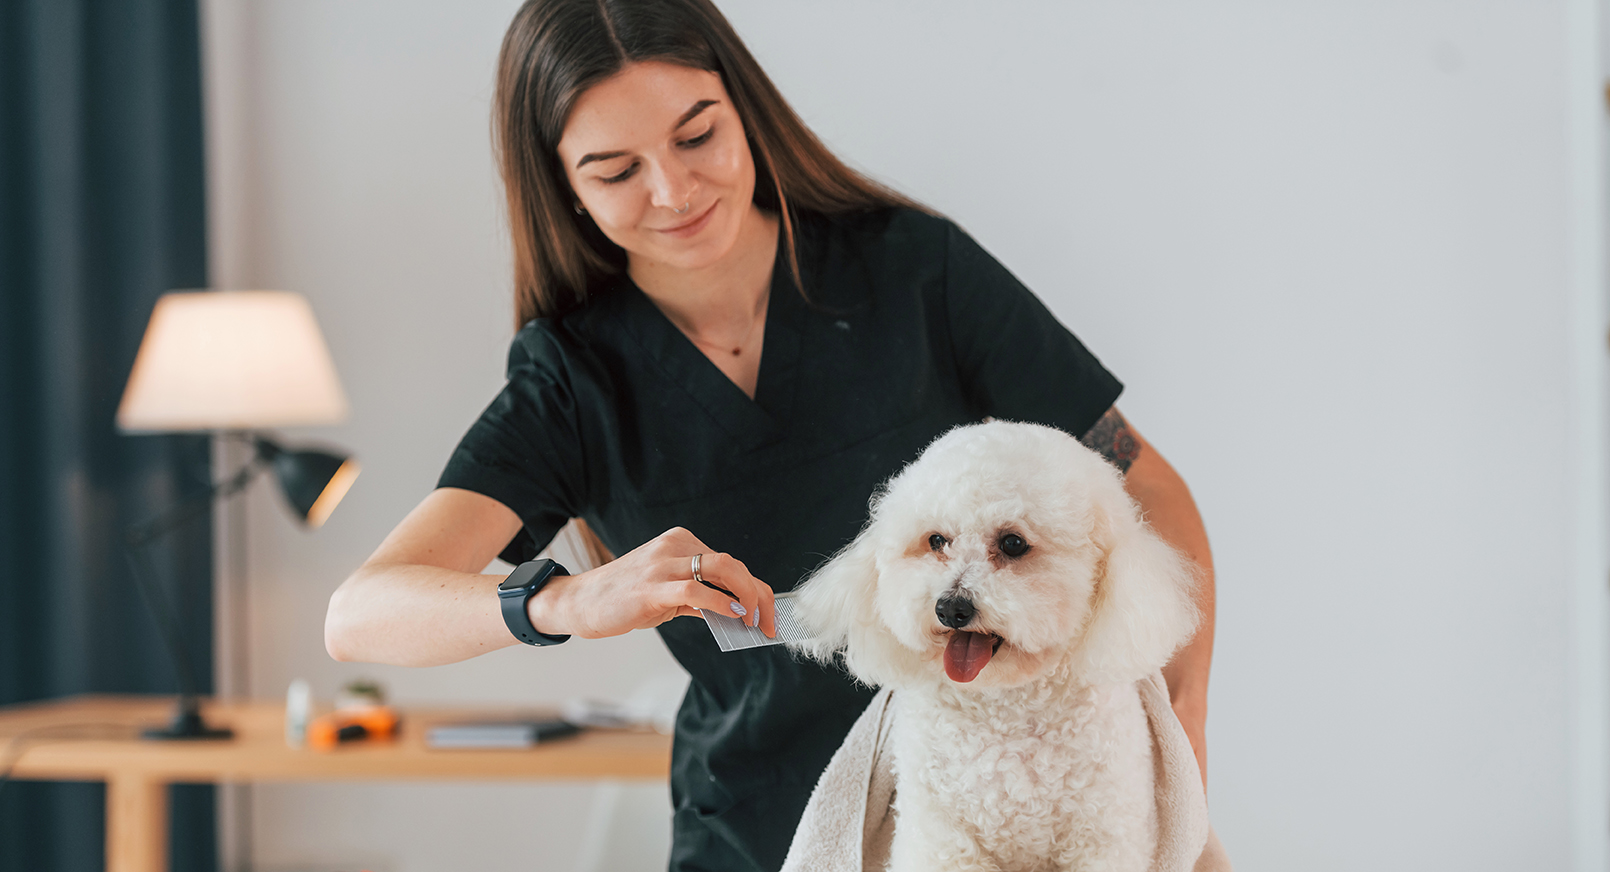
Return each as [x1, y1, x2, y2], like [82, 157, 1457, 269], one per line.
[700, 591, 811, 652]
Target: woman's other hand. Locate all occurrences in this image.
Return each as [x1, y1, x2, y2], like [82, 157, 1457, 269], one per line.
[535, 527, 777, 640]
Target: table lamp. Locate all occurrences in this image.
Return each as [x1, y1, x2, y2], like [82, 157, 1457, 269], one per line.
[117, 290, 359, 739]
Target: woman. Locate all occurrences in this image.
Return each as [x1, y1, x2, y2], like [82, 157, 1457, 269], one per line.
[325, 1, 1215, 869]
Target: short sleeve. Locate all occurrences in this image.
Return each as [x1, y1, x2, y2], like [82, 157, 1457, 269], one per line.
[942, 222, 1123, 437]
[437, 324, 588, 563]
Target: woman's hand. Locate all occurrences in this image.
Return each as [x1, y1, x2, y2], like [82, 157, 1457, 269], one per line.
[1108, 409, 1214, 788]
[531, 526, 777, 640]
[327, 490, 775, 667]
[1172, 696, 1208, 787]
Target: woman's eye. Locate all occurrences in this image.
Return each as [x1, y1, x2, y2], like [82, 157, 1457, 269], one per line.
[680, 128, 714, 148]
[600, 164, 636, 184]
[998, 533, 1029, 558]
[928, 534, 947, 552]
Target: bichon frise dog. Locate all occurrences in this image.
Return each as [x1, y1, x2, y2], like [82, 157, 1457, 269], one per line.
[792, 420, 1201, 872]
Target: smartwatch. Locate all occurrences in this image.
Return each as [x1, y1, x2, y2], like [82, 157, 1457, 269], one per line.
[498, 558, 572, 646]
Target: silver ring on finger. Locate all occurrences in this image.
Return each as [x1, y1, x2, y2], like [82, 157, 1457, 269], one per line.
[691, 553, 705, 584]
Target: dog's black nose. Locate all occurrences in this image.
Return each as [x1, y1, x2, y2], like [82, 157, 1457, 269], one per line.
[935, 595, 976, 629]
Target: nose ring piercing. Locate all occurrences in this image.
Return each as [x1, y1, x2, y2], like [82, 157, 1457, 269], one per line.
[674, 202, 690, 214]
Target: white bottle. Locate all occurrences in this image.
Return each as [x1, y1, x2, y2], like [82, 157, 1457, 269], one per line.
[285, 678, 311, 749]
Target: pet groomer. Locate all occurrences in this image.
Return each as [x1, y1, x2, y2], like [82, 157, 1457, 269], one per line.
[324, 1, 1215, 869]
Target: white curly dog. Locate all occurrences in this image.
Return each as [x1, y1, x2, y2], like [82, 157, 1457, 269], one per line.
[792, 420, 1201, 872]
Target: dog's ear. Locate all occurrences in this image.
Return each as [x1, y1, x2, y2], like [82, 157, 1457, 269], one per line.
[1073, 481, 1201, 684]
[789, 529, 880, 666]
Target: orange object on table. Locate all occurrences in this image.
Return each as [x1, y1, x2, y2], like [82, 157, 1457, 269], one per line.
[307, 705, 399, 751]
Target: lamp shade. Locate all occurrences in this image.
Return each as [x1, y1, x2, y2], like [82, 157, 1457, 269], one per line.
[117, 291, 348, 432]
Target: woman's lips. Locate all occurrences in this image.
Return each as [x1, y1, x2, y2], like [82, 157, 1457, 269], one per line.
[658, 201, 718, 238]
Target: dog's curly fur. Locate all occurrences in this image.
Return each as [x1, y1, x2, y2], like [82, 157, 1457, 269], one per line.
[792, 421, 1200, 872]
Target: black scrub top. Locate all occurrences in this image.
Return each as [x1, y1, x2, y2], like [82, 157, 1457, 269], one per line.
[439, 207, 1122, 872]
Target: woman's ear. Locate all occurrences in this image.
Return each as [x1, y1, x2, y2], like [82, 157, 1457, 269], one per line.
[789, 529, 880, 665]
[1074, 482, 1201, 684]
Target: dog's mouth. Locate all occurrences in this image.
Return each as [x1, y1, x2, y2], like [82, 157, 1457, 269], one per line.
[943, 631, 1005, 683]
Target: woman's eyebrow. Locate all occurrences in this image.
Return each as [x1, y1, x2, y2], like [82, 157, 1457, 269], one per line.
[576, 149, 627, 169]
[674, 99, 718, 130]
[574, 100, 721, 169]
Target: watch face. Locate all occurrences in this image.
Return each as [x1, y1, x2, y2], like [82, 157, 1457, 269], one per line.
[498, 560, 545, 592]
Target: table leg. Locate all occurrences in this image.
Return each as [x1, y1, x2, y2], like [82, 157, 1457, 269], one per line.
[106, 773, 168, 872]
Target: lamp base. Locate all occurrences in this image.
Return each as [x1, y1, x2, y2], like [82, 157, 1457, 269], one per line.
[143, 697, 234, 741]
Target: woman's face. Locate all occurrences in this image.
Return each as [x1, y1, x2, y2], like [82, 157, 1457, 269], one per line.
[557, 61, 758, 274]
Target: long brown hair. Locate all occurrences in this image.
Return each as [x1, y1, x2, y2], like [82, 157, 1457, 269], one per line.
[494, 0, 923, 327]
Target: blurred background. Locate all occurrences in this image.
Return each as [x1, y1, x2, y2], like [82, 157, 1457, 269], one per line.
[3, 0, 1607, 870]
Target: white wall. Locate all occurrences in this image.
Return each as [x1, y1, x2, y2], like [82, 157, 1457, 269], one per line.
[203, 2, 1609, 870]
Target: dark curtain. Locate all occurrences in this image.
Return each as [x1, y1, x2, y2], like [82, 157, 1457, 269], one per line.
[0, 0, 217, 870]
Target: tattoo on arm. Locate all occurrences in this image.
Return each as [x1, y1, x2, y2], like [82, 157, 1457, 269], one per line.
[1080, 407, 1141, 473]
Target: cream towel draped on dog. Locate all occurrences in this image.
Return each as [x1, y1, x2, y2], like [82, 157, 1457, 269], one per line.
[780, 673, 1232, 872]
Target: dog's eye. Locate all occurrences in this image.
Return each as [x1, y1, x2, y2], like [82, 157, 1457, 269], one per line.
[998, 533, 1029, 558]
[928, 533, 947, 552]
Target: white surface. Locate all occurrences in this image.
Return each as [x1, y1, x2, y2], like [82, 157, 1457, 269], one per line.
[1567, 2, 1610, 868]
[201, 1, 1608, 870]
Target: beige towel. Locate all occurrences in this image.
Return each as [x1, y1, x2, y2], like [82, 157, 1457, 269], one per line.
[781, 673, 1232, 872]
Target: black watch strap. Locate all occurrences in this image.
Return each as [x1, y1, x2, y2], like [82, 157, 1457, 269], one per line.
[497, 558, 571, 646]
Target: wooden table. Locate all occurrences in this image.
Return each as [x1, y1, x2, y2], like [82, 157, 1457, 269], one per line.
[0, 695, 672, 872]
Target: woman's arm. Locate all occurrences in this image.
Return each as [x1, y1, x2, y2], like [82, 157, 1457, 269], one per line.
[1082, 408, 1215, 785]
[325, 488, 526, 666]
[325, 487, 776, 667]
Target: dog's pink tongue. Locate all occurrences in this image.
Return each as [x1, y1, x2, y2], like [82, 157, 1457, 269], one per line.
[944, 631, 995, 683]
